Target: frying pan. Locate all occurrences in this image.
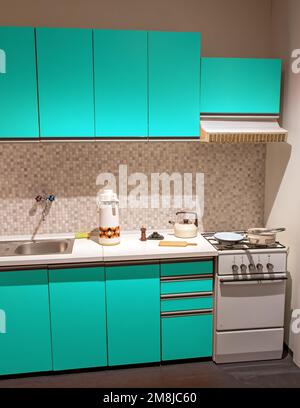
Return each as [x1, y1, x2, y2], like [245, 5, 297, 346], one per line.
[213, 232, 245, 245]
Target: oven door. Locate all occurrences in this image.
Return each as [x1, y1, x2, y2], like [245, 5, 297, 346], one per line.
[216, 274, 286, 331]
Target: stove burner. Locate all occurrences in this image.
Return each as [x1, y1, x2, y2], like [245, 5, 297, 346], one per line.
[203, 232, 285, 251]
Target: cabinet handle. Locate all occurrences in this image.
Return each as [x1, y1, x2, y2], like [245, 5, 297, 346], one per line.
[161, 308, 213, 318]
[220, 277, 287, 285]
[161, 273, 213, 282]
[161, 291, 213, 300]
[0, 49, 6, 74]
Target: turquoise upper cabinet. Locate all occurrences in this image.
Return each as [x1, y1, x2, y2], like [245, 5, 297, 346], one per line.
[94, 30, 148, 137]
[148, 31, 201, 137]
[106, 263, 160, 366]
[0, 27, 39, 138]
[0, 269, 52, 376]
[49, 267, 107, 371]
[36, 28, 94, 137]
[200, 58, 282, 114]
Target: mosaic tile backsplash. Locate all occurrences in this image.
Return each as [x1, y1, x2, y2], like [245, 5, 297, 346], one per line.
[0, 142, 266, 236]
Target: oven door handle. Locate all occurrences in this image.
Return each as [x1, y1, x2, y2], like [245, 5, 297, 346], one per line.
[220, 277, 287, 285]
[260, 278, 287, 284]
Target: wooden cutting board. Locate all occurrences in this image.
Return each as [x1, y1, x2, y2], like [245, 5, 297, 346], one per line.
[159, 241, 198, 248]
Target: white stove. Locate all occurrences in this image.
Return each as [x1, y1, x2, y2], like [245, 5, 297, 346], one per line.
[203, 232, 288, 364]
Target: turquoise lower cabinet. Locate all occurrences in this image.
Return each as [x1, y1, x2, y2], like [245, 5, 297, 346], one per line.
[200, 57, 282, 114]
[0, 269, 52, 375]
[106, 263, 160, 366]
[94, 30, 148, 137]
[48, 267, 107, 371]
[148, 31, 201, 137]
[161, 260, 213, 277]
[0, 27, 39, 138]
[36, 28, 94, 137]
[162, 313, 213, 361]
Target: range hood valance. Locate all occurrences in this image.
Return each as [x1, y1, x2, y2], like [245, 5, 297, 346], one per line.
[200, 116, 288, 143]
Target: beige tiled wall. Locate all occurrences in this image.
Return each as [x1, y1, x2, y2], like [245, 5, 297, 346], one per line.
[0, 142, 265, 236]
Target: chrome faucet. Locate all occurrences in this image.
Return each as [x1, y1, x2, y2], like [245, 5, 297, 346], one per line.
[34, 193, 56, 221]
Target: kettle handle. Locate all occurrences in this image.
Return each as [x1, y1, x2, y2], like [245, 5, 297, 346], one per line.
[175, 211, 198, 228]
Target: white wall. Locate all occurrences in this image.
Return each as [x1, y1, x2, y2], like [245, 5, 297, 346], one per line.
[0, 0, 272, 57]
[266, 0, 300, 365]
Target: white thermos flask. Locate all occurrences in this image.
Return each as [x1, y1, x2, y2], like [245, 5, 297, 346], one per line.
[97, 189, 120, 246]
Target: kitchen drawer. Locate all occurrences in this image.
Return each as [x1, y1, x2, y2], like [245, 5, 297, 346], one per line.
[161, 278, 213, 295]
[214, 328, 284, 364]
[161, 260, 213, 277]
[162, 312, 213, 361]
[161, 296, 213, 312]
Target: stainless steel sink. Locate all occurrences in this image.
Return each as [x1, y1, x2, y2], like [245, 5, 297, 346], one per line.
[0, 239, 74, 257]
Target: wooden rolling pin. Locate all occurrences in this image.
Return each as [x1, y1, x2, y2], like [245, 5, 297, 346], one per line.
[159, 241, 198, 247]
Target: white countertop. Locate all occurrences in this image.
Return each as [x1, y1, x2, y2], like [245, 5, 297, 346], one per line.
[0, 231, 217, 267]
[101, 231, 217, 261]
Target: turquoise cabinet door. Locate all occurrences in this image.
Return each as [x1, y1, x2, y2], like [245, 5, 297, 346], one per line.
[106, 263, 160, 365]
[162, 313, 213, 361]
[148, 31, 201, 137]
[200, 58, 282, 114]
[36, 28, 94, 137]
[0, 269, 52, 375]
[94, 30, 148, 137]
[49, 267, 107, 371]
[0, 27, 39, 138]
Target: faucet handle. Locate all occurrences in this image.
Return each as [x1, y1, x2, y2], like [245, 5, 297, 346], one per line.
[35, 195, 43, 203]
[47, 194, 56, 202]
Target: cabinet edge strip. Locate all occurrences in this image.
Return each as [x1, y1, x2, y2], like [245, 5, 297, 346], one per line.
[161, 309, 213, 318]
[160, 274, 213, 282]
[161, 291, 213, 300]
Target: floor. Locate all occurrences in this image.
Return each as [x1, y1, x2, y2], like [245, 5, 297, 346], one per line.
[0, 353, 300, 388]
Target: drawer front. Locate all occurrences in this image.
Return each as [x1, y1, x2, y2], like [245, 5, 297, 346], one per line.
[214, 328, 284, 364]
[161, 260, 213, 277]
[162, 313, 213, 361]
[161, 279, 213, 295]
[161, 296, 213, 312]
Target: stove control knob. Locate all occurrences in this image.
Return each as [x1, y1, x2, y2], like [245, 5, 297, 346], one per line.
[267, 263, 274, 271]
[232, 264, 239, 273]
[248, 263, 256, 272]
[240, 264, 247, 273]
[256, 263, 264, 272]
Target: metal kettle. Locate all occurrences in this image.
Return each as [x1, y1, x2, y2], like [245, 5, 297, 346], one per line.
[169, 211, 198, 239]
